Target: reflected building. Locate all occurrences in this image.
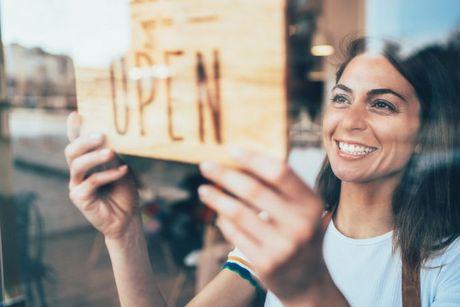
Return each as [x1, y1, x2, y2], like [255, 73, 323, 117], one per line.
[4, 43, 76, 109]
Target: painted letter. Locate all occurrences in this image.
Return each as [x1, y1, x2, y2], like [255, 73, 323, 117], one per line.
[135, 52, 157, 136]
[164, 50, 184, 141]
[110, 58, 130, 135]
[196, 51, 222, 144]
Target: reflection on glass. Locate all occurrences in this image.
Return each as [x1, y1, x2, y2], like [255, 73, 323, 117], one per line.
[0, 0, 458, 306]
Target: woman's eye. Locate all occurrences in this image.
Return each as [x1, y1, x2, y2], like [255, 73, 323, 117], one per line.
[371, 100, 397, 112]
[331, 94, 349, 105]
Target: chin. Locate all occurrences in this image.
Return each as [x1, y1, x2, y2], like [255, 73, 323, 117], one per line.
[331, 169, 358, 183]
[329, 161, 373, 183]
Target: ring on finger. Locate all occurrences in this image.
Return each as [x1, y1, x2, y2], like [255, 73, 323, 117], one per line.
[257, 210, 271, 222]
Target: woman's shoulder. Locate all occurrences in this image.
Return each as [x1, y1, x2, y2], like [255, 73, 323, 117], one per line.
[425, 236, 460, 268]
[423, 236, 460, 298]
[421, 236, 460, 304]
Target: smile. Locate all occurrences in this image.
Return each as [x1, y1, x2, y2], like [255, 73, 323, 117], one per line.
[335, 140, 378, 157]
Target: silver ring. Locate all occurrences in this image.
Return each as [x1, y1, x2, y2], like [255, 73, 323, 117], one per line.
[257, 210, 270, 222]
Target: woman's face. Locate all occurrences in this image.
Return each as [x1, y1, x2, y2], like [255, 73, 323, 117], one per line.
[322, 54, 421, 183]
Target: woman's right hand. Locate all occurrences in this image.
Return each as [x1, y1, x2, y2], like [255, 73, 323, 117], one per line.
[65, 112, 140, 240]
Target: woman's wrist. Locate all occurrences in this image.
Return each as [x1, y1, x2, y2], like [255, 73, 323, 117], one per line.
[103, 214, 165, 307]
[105, 215, 144, 249]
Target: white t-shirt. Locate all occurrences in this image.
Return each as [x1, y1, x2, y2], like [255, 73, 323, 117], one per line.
[226, 220, 460, 307]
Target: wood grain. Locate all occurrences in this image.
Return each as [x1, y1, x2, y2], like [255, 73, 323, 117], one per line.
[76, 0, 288, 165]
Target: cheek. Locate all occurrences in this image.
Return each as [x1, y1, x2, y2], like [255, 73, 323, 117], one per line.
[374, 119, 419, 167]
[322, 107, 342, 149]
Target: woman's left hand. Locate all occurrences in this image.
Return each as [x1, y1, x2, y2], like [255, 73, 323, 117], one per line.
[198, 148, 330, 305]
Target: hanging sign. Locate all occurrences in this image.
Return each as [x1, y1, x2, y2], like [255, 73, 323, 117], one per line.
[76, 0, 288, 164]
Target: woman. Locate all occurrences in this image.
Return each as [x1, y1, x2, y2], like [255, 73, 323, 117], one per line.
[64, 38, 460, 306]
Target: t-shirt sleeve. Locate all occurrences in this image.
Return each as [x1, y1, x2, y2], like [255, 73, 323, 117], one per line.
[432, 238, 460, 306]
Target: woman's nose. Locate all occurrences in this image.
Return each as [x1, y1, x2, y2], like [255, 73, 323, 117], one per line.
[340, 102, 368, 131]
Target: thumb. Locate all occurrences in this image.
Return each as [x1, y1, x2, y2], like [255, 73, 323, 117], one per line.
[67, 111, 82, 142]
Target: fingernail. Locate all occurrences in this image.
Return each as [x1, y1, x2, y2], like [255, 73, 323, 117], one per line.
[200, 161, 217, 173]
[89, 133, 103, 142]
[118, 165, 128, 172]
[99, 148, 111, 157]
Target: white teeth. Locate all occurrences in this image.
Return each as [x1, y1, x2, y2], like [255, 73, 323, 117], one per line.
[338, 142, 376, 156]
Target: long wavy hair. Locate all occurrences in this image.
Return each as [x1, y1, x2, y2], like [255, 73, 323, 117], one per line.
[315, 36, 460, 272]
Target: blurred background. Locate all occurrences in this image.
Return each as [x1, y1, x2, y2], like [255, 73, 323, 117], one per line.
[0, 0, 458, 306]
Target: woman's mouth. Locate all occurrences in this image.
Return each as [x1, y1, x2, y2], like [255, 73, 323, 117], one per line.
[335, 140, 378, 158]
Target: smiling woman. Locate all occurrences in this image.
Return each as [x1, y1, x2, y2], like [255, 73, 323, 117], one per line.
[315, 37, 460, 306]
[63, 36, 460, 307]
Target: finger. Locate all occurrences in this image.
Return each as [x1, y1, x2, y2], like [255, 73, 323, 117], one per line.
[198, 184, 280, 243]
[199, 162, 293, 224]
[65, 133, 105, 166]
[70, 165, 128, 209]
[70, 148, 116, 186]
[227, 147, 316, 202]
[67, 111, 82, 142]
[216, 217, 264, 265]
[199, 185, 303, 268]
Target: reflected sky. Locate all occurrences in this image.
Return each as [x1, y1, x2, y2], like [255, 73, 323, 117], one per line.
[367, 0, 460, 50]
[1, 0, 131, 67]
[1, 0, 459, 66]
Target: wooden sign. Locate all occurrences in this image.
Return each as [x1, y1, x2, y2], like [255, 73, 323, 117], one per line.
[76, 0, 288, 164]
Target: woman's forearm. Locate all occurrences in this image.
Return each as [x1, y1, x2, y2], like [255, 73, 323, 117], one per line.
[105, 216, 166, 307]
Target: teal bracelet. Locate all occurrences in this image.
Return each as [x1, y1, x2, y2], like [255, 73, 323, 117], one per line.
[223, 262, 267, 304]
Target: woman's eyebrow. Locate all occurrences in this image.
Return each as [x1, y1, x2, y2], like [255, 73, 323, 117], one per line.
[333, 84, 407, 102]
[332, 83, 352, 93]
[367, 88, 407, 102]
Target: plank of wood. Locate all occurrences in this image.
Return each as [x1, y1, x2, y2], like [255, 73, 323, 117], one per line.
[76, 0, 288, 165]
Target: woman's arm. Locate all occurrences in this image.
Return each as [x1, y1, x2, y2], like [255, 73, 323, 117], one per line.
[105, 216, 167, 307]
[106, 217, 256, 307]
[65, 112, 256, 307]
[65, 112, 164, 306]
[105, 211, 258, 307]
[187, 269, 257, 307]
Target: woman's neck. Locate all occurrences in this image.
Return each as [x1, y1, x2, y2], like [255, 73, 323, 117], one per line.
[334, 176, 400, 239]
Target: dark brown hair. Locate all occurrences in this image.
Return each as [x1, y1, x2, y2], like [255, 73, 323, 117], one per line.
[316, 36, 460, 272]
